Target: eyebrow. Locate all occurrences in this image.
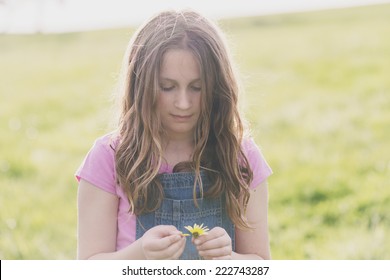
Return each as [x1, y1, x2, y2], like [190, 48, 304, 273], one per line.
[159, 77, 201, 83]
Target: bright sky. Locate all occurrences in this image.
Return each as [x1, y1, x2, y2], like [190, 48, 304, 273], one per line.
[1, 0, 390, 33]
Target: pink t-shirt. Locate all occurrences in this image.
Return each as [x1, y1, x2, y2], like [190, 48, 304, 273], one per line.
[75, 133, 272, 250]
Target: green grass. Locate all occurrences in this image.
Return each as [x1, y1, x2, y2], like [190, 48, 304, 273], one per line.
[1, 4, 389, 259]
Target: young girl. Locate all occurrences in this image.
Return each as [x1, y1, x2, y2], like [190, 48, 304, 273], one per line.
[76, 9, 272, 260]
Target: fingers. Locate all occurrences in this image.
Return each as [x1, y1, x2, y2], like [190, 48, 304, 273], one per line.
[197, 240, 232, 259]
[167, 237, 186, 259]
[146, 235, 186, 259]
[194, 227, 230, 248]
[143, 232, 180, 250]
[194, 227, 232, 259]
[198, 246, 232, 259]
[141, 226, 232, 259]
[154, 225, 182, 238]
[141, 225, 186, 259]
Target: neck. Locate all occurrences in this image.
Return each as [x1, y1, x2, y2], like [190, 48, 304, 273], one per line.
[163, 132, 194, 148]
[162, 137, 194, 167]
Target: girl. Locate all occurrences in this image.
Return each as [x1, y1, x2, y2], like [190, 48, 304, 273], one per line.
[76, 9, 272, 260]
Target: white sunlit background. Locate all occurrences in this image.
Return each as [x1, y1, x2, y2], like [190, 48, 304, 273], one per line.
[0, 0, 389, 33]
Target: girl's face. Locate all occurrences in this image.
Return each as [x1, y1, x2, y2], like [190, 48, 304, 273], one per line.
[157, 49, 202, 141]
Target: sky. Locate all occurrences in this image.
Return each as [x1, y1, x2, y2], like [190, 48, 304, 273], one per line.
[1, 0, 390, 33]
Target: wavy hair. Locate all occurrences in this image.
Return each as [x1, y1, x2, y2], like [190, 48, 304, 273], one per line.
[115, 10, 253, 229]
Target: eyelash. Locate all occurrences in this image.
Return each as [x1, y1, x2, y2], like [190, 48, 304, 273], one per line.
[160, 85, 202, 92]
[191, 86, 201, 92]
[161, 86, 175, 91]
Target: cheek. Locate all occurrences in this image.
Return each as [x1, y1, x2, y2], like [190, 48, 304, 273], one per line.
[158, 90, 173, 103]
[156, 94, 166, 110]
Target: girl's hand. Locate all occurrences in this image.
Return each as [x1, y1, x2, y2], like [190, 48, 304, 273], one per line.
[141, 225, 186, 259]
[193, 227, 232, 260]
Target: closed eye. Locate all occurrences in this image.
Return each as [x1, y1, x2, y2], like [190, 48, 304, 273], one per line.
[160, 85, 175, 92]
[190, 85, 202, 92]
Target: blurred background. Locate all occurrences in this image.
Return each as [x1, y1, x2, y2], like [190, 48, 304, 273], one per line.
[0, 0, 389, 259]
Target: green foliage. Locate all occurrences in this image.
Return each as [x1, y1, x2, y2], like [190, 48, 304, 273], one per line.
[1, 4, 389, 259]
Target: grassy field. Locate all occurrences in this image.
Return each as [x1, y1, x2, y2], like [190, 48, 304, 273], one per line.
[1, 4, 389, 259]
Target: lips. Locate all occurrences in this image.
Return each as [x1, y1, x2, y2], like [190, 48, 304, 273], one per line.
[171, 114, 192, 121]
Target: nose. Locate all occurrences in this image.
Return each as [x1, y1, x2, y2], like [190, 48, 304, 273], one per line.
[174, 89, 191, 110]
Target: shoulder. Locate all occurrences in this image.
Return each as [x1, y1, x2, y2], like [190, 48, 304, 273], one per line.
[75, 132, 120, 195]
[241, 137, 259, 154]
[241, 137, 273, 188]
[93, 132, 120, 153]
[241, 137, 264, 163]
[82, 132, 119, 166]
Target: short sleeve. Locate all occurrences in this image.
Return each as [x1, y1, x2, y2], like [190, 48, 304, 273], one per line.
[75, 134, 117, 195]
[242, 138, 273, 189]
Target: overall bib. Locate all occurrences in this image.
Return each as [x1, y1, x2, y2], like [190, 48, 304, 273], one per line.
[135, 171, 235, 259]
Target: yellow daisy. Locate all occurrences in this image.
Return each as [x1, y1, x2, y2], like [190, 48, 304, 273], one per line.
[184, 223, 209, 238]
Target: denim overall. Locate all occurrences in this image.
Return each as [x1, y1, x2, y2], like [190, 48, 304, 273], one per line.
[135, 171, 235, 260]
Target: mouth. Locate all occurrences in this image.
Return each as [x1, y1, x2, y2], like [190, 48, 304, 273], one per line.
[171, 114, 192, 121]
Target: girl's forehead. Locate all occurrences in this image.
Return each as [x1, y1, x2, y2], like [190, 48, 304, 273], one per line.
[159, 49, 200, 80]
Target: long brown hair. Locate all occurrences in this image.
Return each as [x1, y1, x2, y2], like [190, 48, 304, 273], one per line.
[115, 10, 253, 229]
